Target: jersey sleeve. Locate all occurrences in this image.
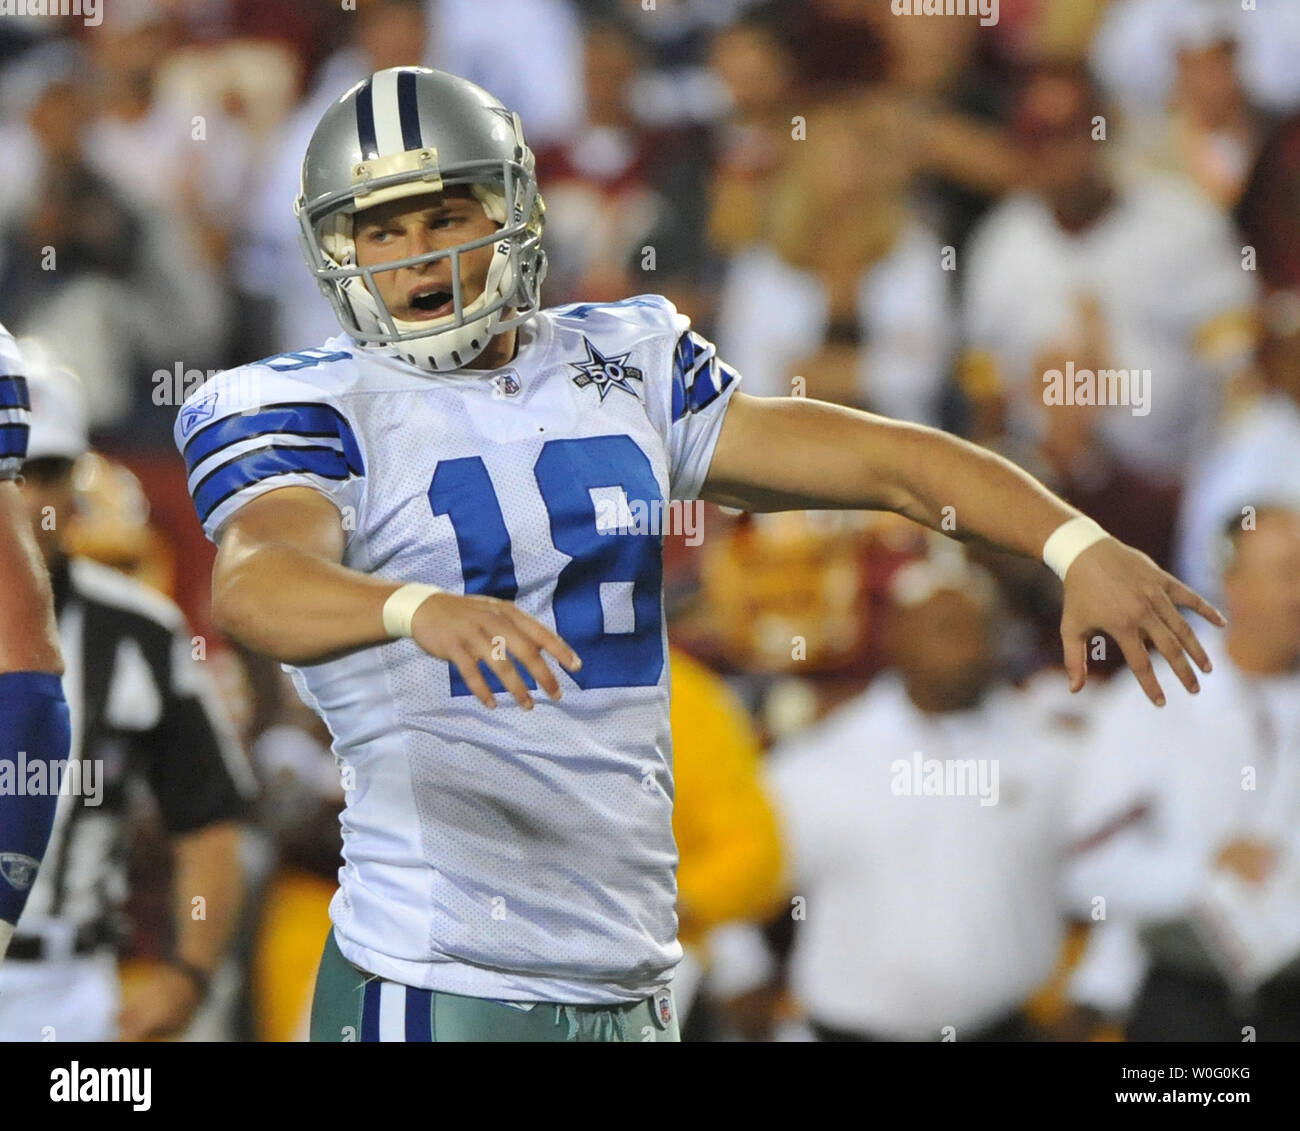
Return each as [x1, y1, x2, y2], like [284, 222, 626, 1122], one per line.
[640, 296, 743, 501]
[0, 328, 29, 480]
[174, 363, 366, 541]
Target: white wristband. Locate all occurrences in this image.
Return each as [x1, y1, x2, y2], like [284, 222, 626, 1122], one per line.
[1042, 516, 1109, 581]
[382, 583, 445, 638]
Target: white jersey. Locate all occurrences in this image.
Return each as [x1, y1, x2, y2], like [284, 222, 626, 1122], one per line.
[174, 295, 740, 1003]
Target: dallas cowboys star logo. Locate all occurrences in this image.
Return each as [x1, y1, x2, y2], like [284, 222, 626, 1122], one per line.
[568, 338, 644, 402]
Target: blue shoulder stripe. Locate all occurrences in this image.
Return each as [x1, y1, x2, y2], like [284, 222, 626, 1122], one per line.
[688, 359, 735, 415]
[192, 445, 353, 525]
[0, 374, 30, 410]
[183, 403, 364, 478]
[0, 423, 29, 459]
[670, 332, 735, 422]
[670, 334, 694, 422]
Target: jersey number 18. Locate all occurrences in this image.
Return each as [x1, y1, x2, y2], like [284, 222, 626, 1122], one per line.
[429, 434, 665, 695]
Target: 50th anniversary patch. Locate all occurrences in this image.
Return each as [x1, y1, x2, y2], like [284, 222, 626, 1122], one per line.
[568, 338, 644, 402]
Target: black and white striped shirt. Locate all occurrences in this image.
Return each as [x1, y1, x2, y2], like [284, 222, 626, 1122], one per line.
[14, 557, 253, 953]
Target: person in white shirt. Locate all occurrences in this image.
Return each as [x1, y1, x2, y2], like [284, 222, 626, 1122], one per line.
[1174, 289, 1300, 603]
[962, 61, 1255, 566]
[1102, 1, 1265, 211]
[715, 96, 953, 425]
[764, 549, 1087, 1041]
[1066, 505, 1300, 1040]
[1090, 0, 1300, 125]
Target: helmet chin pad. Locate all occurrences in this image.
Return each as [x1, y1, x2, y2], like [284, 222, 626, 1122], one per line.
[319, 183, 515, 372]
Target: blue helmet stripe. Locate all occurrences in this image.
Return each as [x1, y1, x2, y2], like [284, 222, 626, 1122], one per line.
[355, 78, 378, 160]
[397, 69, 422, 151]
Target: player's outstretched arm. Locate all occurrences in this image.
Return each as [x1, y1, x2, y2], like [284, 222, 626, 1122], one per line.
[211, 487, 581, 709]
[701, 393, 1225, 706]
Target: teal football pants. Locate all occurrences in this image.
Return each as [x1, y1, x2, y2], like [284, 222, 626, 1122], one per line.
[309, 928, 681, 1042]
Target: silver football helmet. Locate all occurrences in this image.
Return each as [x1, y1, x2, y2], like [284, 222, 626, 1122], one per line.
[295, 66, 547, 373]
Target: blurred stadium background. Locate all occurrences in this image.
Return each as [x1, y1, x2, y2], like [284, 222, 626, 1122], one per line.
[4, 0, 1300, 1041]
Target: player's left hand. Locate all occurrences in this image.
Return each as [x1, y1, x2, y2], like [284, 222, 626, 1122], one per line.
[117, 963, 204, 1041]
[1058, 537, 1226, 706]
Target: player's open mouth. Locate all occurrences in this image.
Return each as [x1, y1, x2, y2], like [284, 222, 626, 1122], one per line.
[406, 288, 454, 320]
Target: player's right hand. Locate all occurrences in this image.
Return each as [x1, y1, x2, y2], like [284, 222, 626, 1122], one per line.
[409, 592, 582, 710]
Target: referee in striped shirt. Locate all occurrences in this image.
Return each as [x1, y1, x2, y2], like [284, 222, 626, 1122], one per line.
[0, 351, 254, 1042]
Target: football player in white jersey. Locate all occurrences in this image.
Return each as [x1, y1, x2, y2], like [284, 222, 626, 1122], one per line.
[176, 67, 1225, 1042]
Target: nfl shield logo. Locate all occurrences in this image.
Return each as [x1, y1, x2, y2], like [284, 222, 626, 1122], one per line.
[491, 371, 521, 398]
[0, 853, 39, 891]
[653, 988, 673, 1029]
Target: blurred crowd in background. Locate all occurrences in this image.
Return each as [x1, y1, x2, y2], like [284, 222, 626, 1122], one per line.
[4, 0, 1300, 1042]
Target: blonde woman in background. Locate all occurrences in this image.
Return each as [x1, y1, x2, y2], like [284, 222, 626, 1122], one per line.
[715, 94, 953, 424]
